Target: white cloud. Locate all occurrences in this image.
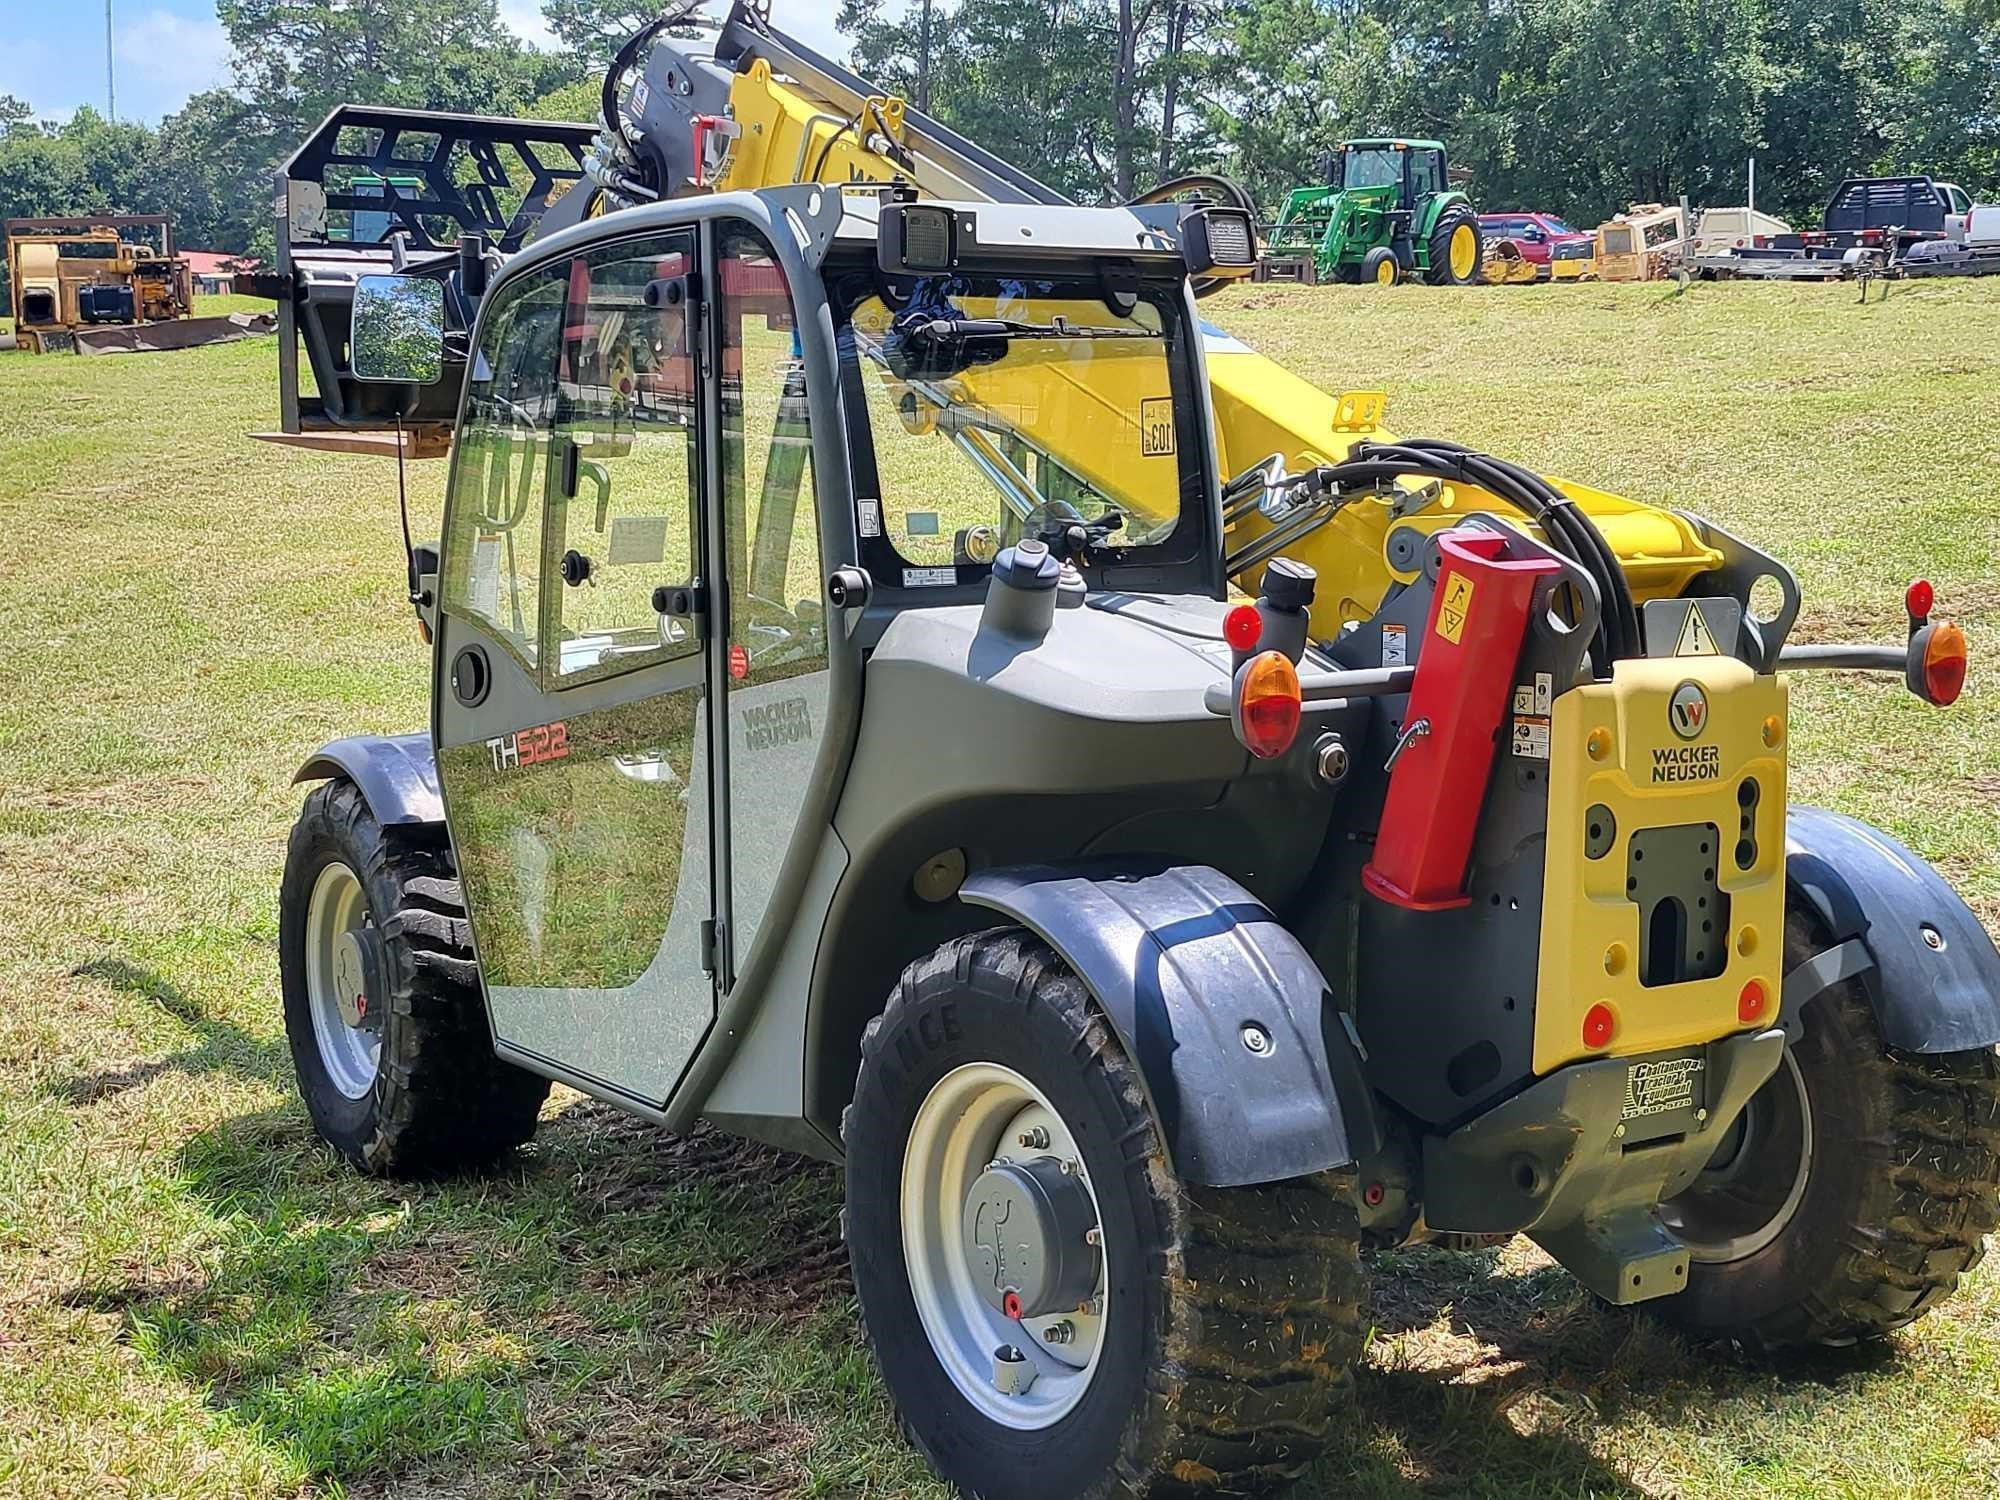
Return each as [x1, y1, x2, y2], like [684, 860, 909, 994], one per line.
[114, 9, 232, 103]
[498, 0, 558, 51]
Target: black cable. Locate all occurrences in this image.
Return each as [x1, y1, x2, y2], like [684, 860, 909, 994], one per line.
[808, 117, 858, 183]
[1308, 440, 1641, 673]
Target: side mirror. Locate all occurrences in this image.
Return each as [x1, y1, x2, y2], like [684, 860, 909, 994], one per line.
[1523, 226, 1546, 243]
[351, 274, 445, 385]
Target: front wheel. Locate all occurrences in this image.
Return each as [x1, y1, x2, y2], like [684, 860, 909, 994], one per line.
[844, 930, 1365, 1500]
[280, 779, 550, 1176]
[1655, 912, 2000, 1348]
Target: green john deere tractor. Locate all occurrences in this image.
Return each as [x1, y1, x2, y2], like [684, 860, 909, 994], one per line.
[1267, 138, 1482, 286]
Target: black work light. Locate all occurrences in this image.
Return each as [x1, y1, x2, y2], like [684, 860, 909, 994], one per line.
[1180, 206, 1260, 280]
[881, 204, 960, 275]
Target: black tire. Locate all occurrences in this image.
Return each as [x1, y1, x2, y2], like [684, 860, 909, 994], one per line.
[843, 929, 1365, 1500]
[1359, 246, 1400, 288]
[1656, 910, 2000, 1349]
[279, 779, 550, 1176]
[1425, 206, 1482, 286]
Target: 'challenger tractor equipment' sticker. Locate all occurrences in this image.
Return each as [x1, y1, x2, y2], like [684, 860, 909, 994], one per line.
[1140, 398, 1176, 457]
[1436, 572, 1474, 644]
[1623, 1056, 1706, 1120]
[487, 722, 569, 773]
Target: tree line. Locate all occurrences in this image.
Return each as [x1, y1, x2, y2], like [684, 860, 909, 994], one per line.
[2, 0, 1995, 292]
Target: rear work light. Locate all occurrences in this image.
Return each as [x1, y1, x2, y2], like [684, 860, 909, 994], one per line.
[1232, 650, 1303, 759]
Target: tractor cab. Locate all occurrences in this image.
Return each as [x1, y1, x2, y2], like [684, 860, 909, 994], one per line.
[1327, 138, 1450, 208]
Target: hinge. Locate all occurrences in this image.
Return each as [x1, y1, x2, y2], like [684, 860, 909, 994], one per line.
[700, 918, 719, 976]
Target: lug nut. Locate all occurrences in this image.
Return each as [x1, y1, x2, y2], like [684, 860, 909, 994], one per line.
[1043, 1320, 1076, 1345]
[1084, 1226, 1102, 1247]
[1018, 1126, 1051, 1150]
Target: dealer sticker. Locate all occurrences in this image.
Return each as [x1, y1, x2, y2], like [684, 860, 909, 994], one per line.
[1623, 1056, 1706, 1120]
[902, 567, 958, 589]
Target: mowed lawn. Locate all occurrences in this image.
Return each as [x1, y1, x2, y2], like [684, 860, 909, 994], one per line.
[1, 279, 1997, 1499]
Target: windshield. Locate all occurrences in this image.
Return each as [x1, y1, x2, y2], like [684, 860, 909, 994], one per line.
[1341, 148, 1403, 191]
[1542, 216, 1576, 234]
[834, 272, 1198, 584]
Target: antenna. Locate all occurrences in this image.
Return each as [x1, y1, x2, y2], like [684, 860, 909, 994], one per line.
[105, 0, 116, 121]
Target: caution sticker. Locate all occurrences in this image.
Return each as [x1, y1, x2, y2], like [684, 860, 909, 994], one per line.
[1437, 572, 1475, 644]
[1675, 602, 1720, 657]
[1512, 715, 1551, 760]
[1383, 624, 1408, 669]
[1140, 398, 1177, 457]
[1513, 685, 1537, 716]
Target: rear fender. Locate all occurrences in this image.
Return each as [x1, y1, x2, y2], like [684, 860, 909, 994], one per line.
[1786, 806, 2000, 1053]
[960, 863, 1379, 1189]
[294, 733, 444, 829]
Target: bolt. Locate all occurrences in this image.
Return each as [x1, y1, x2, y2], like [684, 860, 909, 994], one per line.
[1076, 1295, 1103, 1317]
[1613, 1123, 1627, 1140]
[1042, 1320, 1076, 1346]
[1058, 1158, 1081, 1177]
[1695, 1108, 1709, 1123]
[1922, 924, 1946, 952]
[1018, 1126, 1051, 1151]
[1241, 1023, 1272, 1056]
[1084, 1226, 1102, 1247]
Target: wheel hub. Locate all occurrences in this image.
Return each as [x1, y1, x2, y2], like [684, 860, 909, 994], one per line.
[961, 1156, 1101, 1320]
[332, 927, 386, 1030]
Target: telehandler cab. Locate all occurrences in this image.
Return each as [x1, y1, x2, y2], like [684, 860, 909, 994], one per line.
[279, 171, 2000, 1500]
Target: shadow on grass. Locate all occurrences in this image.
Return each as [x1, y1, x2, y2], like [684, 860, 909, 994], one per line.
[62, 1092, 912, 1497]
[52, 957, 291, 1103]
[46, 990, 1925, 1498]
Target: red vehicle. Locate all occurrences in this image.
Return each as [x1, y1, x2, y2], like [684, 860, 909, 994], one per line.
[1477, 212, 1592, 269]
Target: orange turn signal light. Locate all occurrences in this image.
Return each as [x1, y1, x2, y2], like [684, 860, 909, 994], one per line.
[1233, 650, 1303, 760]
[1909, 621, 1968, 708]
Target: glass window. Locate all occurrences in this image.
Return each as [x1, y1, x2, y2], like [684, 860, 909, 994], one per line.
[835, 273, 1194, 581]
[441, 233, 702, 686]
[718, 226, 829, 970]
[1409, 150, 1444, 199]
[1340, 147, 1403, 191]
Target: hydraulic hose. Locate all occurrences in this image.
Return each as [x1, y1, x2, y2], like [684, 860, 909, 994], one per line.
[1312, 441, 1642, 674]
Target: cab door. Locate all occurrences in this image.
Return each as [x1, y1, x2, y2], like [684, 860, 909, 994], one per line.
[433, 228, 718, 1107]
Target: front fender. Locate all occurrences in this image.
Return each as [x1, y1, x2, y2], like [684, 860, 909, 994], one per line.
[960, 862, 1378, 1189]
[293, 733, 444, 828]
[1787, 806, 2000, 1053]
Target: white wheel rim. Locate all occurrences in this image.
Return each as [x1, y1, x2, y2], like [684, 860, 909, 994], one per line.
[305, 861, 382, 1100]
[902, 1062, 1108, 1429]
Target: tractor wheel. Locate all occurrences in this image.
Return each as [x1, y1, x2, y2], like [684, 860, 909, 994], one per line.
[1426, 208, 1482, 286]
[279, 779, 549, 1177]
[1654, 909, 2000, 1349]
[1361, 247, 1401, 287]
[844, 930, 1365, 1500]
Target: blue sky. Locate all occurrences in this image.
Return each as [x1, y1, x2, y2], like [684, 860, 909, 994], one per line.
[0, 1, 871, 126]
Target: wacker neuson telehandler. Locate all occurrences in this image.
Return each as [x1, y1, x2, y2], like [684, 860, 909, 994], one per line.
[270, 12, 2000, 1500]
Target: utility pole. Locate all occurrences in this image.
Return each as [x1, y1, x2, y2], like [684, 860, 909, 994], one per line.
[105, 0, 116, 121]
[916, 0, 934, 115]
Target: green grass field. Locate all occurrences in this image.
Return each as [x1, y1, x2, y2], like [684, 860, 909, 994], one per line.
[2, 278, 1998, 1498]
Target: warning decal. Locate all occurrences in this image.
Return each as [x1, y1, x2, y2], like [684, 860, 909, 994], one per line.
[1675, 603, 1720, 657]
[1140, 398, 1177, 457]
[1436, 572, 1475, 645]
[1383, 624, 1408, 668]
[1512, 715, 1551, 760]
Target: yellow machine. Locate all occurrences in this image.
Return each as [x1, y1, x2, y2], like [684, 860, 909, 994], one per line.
[1479, 237, 1543, 285]
[4, 215, 195, 354]
[687, 55, 1722, 641]
[1593, 203, 1691, 283]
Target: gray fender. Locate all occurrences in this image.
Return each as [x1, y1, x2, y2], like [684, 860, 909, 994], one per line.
[1786, 805, 2000, 1053]
[293, 733, 445, 828]
[959, 862, 1379, 1189]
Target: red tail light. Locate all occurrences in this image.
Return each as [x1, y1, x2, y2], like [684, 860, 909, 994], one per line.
[1906, 578, 1935, 622]
[1234, 651, 1303, 759]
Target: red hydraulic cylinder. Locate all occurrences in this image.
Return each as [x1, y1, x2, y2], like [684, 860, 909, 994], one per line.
[1362, 530, 1562, 911]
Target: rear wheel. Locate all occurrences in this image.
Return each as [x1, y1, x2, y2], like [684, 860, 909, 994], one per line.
[1426, 207, 1482, 286]
[844, 930, 1365, 1500]
[1655, 911, 2000, 1348]
[280, 779, 549, 1176]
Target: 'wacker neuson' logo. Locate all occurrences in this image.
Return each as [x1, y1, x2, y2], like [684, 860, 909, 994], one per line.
[1654, 681, 1720, 783]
